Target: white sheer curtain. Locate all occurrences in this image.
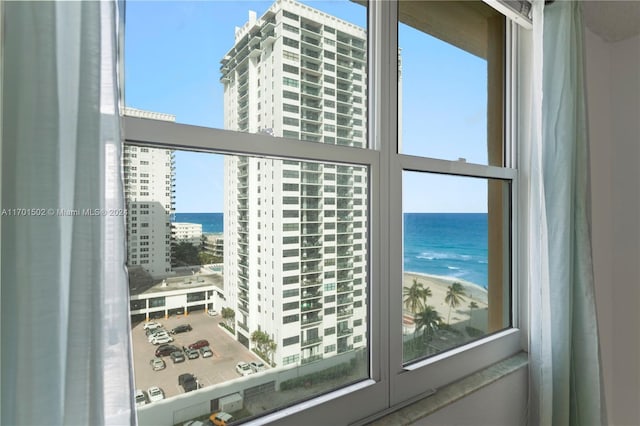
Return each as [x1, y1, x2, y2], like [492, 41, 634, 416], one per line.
[1, 1, 135, 425]
[528, 1, 607, 424]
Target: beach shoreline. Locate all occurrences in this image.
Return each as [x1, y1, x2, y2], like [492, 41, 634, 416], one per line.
[402, 271, 488, 331]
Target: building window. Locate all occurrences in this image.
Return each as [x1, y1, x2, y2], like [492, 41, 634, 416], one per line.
[124, 0, 523, 424]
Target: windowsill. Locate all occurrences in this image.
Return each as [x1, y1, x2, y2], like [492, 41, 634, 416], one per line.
[363, 352, 528, 426]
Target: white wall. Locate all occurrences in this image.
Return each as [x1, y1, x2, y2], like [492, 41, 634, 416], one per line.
[414, 367, 528, 426]
[586, 29, 640, 426]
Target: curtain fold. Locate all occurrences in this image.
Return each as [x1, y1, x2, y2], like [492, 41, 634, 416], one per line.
[1, 1, 134, 425]
[529, 1, 607, 424]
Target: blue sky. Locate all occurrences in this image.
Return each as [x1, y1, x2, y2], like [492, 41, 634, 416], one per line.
[125, 0, 489, 213]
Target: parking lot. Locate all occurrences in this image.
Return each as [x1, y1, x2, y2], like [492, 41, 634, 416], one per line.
[132, 311, 266, 400]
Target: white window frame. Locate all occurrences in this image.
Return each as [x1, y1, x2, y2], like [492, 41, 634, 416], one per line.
[123, 1, 529, 424]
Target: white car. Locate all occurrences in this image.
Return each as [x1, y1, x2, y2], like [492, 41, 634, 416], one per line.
[150, 357, 166, 371]
[151, 334, 174, 345]
[147, 386, 164, 403]
[135, 389, 147, 407]
[143, 321, 162, 331]
[207, 309, 218, 317]
[200, 346, 213, 358]
[148, 331, 170, 342]
[250, 361, 266, 372]
[235, 361, 252, 376]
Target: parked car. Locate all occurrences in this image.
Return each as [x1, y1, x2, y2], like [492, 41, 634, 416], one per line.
[210, 411, 234, 426]
[143, 321, 162, 331]
[170, 350, 185, 363]
[235, 361, 252, 376]
[184, 347, 199, 360]
[188, 339, 209, 350]
[249, 361, 266, 373]
[147, 386, 164, 403]
[178, 373, 198, 392]
[207, 309, 218, 317]
[155, 344, 180, 357]
[145, 327, 166, 337]
[147, 330, 170, 342]
[151, 334, 174, 345]
[150, 357, 166, 371]
[200, 346, 213, 358]
[171, 324, 192, 334]
[135, 389, 147, 407]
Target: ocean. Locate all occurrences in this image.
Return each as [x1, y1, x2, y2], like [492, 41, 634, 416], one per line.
[403, 213, 488, 288]
[174, 212, 224, 234]
[174, 212, 488, 288]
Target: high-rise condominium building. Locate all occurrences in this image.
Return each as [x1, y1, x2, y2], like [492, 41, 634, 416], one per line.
[221, 0, 367, 366]
[123, 107, 176, 278]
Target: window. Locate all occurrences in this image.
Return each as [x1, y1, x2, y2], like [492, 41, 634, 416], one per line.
[125, 1, 524, 425]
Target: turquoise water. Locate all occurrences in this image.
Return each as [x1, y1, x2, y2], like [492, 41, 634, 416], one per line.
[404, 213, 488, 288]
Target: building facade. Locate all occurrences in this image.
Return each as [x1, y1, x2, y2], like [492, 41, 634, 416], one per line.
[172, 222, 203, 246]
[221, 0, 368, 366]
[203, 234, 225, 259]
[124, 107, 176, 278]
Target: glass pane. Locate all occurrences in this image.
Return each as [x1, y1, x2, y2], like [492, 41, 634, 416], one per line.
[125, 140, 369, 423]
[402, 171, 511, 364]
[125, 0, 368, 148]
[398, 1, 504, 165]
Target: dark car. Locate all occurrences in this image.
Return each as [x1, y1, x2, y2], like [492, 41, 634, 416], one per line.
[171, 324, 192, 334]
[188, 339, 209, 350]
[170, 350, 186, 363]
[184, 347, 199, 360]
[155, 344, 180, 357]
[178, 373, 198, 393]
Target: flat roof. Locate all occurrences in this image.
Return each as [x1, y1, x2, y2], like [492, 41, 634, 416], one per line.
[129, 266, 224, 296]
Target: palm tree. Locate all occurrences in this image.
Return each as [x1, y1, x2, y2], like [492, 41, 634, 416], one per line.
[444, 282, 466, 325]
[414, 306, 442, 344]
[468, 301, 479, 327]
[403, 278, 429, 314]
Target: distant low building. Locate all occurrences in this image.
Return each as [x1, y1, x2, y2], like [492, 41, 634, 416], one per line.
[172, 222, 203, 246]
[203, 234, 224, 258]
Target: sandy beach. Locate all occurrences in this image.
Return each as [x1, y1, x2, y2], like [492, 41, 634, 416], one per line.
[402, 272, 488, 332]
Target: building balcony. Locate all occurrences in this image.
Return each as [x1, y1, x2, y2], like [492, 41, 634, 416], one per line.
[301, 264, 321, 274]
[301, 290, 322, 300]
[337, 224, 354, 234]
[301, 336, 323, 347]
[301, 87, 321, 98]
[337, 236, 354, 246]
[337, 295, 353, 305]
[301, 238, 322, 248]
[301, 315, 323, 327]
[301, 35, 320, 46]
[301, 100, 322, 110]
[337, 214, 354, 222]
[337, 283, 353, 293]
[301, 61, 321, 73]
[337, 327, 353, 337]
[301, 49, 321, 60]
[337, 260, 354, 270]
[300, 354, 323, 365]
[238, 302, 249, 315]
[301, 302, 322, 312]
[301, 248, 322, 259]
[302, 277, 322, 287]
[302, 226, 322, 236]
[337, 271, 354, 282]
[300, 22, 321, 35]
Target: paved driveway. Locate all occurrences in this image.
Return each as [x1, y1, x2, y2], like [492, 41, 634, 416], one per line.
[132, 311, 265, 400]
